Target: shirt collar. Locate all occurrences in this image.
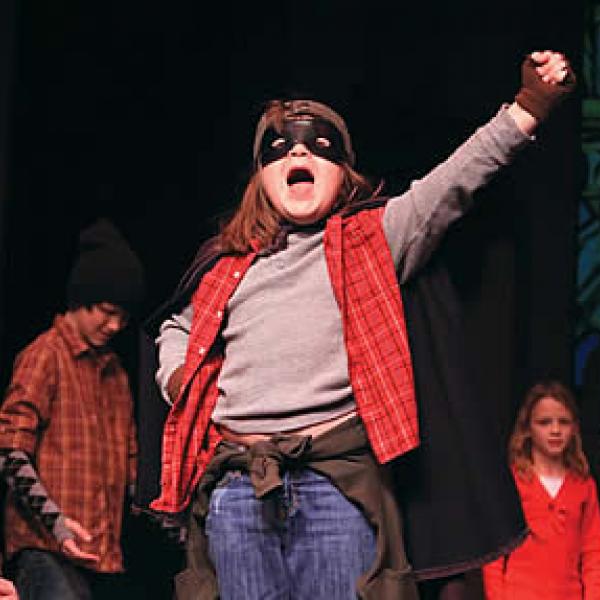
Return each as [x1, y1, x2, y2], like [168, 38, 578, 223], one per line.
[54, 313, 116, 368]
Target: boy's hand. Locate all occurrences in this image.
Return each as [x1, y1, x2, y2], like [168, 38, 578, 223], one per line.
[0, 577, 18, 600]
[60, 517, 101, 564]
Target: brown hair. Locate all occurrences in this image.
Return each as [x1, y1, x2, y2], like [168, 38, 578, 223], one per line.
[509, 381, 589, 479]
[219, 165, 376, 254]
[219, 99, 377, 254]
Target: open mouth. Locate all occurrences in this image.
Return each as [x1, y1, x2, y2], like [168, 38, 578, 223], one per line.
[548, 440, 565, 449]
[287, 167, 314, 186]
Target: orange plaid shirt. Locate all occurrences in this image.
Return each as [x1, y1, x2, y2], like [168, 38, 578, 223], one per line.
[0, 315, 137, 572]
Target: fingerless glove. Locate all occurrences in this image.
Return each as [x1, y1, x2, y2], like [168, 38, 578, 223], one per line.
[514, 56, 576, 122]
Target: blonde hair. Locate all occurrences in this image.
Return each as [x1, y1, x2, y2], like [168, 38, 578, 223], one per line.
[509, 381, 589, 480]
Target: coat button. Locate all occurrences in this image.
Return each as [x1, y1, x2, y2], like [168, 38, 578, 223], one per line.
[233, 271, 240, 278]
[199, 347, 206, 355]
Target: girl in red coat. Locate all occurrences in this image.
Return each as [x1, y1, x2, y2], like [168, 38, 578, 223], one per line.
[483, 381, 600, 599]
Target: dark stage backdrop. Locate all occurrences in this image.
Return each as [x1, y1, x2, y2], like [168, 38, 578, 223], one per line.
[0, 1, 583, 598]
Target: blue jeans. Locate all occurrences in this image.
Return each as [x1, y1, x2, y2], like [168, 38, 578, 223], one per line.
[11, 549, 92, 600]
[205, 468, 376, 600]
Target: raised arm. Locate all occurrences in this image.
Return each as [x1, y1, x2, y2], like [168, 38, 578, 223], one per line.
[383, 50, 575, 282]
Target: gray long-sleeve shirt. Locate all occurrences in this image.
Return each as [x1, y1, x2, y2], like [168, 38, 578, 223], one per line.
[156, 107, 530, 431]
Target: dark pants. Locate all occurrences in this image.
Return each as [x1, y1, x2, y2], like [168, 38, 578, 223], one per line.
[11, 549, 127, 600]
[419, 574, 469, 600]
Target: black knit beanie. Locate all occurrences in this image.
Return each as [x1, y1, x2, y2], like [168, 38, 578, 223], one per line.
[66, 218, 146, 314]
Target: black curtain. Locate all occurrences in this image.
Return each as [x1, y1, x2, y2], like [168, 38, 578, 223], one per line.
[0, 0, 17, 370]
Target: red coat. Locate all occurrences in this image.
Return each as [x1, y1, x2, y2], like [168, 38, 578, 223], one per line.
[483, 469, 600, 599]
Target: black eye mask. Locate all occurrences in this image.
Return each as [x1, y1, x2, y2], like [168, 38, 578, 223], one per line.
[258, 118, 349, 167]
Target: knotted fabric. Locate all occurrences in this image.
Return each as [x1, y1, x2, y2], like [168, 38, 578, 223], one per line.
[174, 417, 418, 600]
[247, 435, 312, 498]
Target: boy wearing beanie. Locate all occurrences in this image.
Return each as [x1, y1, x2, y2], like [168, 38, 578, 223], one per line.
[0, 219, 145, 600]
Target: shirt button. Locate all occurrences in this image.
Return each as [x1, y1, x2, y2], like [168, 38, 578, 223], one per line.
[233, 271, 240, 279]
[548, 502, 554, 511]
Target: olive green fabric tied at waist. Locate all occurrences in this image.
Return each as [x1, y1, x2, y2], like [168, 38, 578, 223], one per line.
[174, 417, 418, 600]
[247, 434, 312, 498]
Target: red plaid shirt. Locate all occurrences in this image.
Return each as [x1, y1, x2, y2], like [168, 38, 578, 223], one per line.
[0, 315, 137, 572]
[152, 207, 419, 513]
